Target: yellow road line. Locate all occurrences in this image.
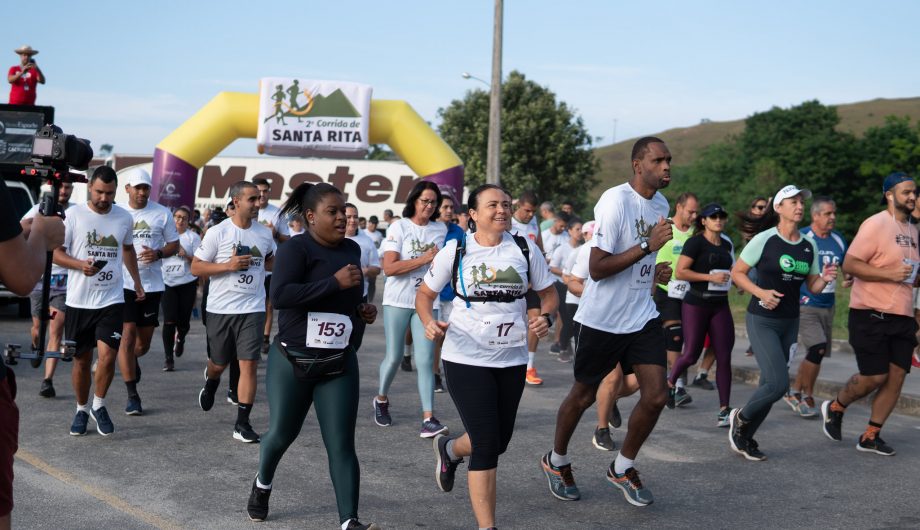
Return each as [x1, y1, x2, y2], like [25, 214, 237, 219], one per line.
[15, 449, 184, 530]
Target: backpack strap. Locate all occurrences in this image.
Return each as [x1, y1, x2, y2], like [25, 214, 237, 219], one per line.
[511, 234, 531, 287]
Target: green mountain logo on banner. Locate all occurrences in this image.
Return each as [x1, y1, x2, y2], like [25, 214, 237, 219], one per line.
[86, 229, 118, 248]
[264, 81, 362, 124]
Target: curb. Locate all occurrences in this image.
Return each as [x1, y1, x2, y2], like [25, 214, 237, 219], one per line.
[731, 366, 920, 418]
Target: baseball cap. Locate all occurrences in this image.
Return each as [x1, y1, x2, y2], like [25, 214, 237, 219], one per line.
[123, 167, 152, 188]
[582, 220, 596, 234]
[881, 172, 913, 204]
[700, 203, 728, 218]
[773, 185, 811, 208]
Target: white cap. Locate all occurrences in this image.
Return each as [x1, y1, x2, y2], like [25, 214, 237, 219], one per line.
[773, 185, 811, 208]
[122, 166, 152, 188]
[582, 220, 596, 234]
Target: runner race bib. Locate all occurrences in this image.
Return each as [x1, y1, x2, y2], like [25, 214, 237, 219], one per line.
[90, 265, 117, 290]
[163, 262, 187, 282]
[821, 256, 838, 293]
[630, 255, 655, 290]
[667, 280, 689, 299]
[306, 312, 353, 349]
[903, 258, 919, 285]
[475, 312, 526, 349]
[707, 269, 732, 292]
[230, 269, 260, 293]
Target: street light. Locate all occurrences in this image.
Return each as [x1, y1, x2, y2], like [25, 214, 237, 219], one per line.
[461, 72, 490, 88]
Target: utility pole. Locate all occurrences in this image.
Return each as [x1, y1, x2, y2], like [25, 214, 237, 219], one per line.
[486, 0, 503, 185]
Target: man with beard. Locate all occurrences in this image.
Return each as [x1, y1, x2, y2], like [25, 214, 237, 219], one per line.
[822, 172, 919, 456]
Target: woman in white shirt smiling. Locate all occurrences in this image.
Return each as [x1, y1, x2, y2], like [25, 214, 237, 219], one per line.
[417, 184, 557, 530]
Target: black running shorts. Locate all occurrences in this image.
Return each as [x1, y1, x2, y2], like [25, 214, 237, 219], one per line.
[205, 312, 265, 365]
[573, 318, 666, 385]
[123, 289, 162, 327]
[64, 304, 124, 354]
[848, 308, 916, 375]
[653, 288, 682, 322]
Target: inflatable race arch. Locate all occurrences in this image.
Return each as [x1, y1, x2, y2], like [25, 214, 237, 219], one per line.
[150, 91, 463, 208]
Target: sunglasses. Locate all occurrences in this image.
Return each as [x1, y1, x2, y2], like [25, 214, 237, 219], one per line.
[707, 213, 728, 220]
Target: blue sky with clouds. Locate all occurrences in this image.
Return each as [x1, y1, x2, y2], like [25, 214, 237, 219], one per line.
[6, 1, 919, 157]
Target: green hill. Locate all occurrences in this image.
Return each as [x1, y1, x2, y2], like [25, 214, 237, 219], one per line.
[591, 97, 920, 201]
[309, 89, 361, 118]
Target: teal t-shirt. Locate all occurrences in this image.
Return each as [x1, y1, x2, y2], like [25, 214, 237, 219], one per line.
[740, 227, 819, 319]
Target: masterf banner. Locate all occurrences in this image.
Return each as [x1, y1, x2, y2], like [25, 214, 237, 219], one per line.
[256, 78, 372, 158]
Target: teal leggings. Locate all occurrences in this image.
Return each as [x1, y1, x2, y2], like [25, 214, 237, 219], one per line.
[258, 343, 360, 524]
[378, 305, 436, 412]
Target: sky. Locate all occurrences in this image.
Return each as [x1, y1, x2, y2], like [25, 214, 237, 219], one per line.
[6, 1, 920, 158]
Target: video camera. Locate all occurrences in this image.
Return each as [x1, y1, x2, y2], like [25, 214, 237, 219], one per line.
[5, 125, 93, 368]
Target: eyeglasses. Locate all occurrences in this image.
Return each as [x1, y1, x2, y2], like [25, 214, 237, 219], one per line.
[418, 199, 438, 206]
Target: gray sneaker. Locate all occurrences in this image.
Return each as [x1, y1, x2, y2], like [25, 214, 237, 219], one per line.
[540, 452, 580, 501]
[607, 465, 654, 506]
[797, 396, 818, 418]
[592, 427, 615, 451]
[674, 387, 693, 407]
[557, 348, 573, 363]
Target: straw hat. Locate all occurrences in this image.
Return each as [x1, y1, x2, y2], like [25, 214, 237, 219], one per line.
[14, 45, 38, 56]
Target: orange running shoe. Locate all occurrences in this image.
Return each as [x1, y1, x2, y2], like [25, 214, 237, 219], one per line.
[526, 367, 543, 385]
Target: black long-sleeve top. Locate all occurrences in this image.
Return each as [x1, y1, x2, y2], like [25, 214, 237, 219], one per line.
[270, 233, 364, 351]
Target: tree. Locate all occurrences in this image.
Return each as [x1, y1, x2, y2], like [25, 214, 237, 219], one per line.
[438, 70, 599, 211]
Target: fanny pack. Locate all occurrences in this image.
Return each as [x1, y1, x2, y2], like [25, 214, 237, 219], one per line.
[276, 338, 348, 382]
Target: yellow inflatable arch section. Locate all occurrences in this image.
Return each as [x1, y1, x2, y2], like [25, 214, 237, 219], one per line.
[150, 91, 463, 208]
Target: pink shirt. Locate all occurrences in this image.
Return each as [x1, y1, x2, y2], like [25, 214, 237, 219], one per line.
[847, 211, 919, 317]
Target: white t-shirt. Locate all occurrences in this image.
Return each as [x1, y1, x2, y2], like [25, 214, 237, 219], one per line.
[258, 203, 290, 237]
[195, 220, 276, 314]
[22, 201, 75, 290]
[163, 230, 201, 287]
[542, 229, 564, 260]
[62, 203, 135, 309]
[347, 231, 381, 297]
[119, 202, 180, 293]
[565, 243, 591, 305]
[550, 240, 578, 283]
[424, 232, 554, 367]
[574, 183, 669, 334]
[363, 228, 383, 248]
[380, 218, 447, 309]
[510, 216, 540, 245]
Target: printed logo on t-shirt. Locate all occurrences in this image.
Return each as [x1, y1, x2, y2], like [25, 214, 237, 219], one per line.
[633, 217, 653, 241]
[408, 239, 436, 257]
[779, 254, 810, 275]
[85, 229, 120, 259]
[468, 261, 525, 298]
[896, 234, 916, 248]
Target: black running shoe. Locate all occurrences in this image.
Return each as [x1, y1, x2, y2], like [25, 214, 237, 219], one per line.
[821, 400, 843, 441]
[247, 478, 271, 521]
[856, 434, 895, 456]
[691, 372, 715, 390]
[728, 408, 748, 456]
[373, 398, 391, 426]
[549, 342, 561, 354]
[434, 373, 445, 393]
[344, 519, 381, 530]
[39, 378, 55, 398]
[174, 332, 185, 358]
[675, 387, 693, 407]
[163, 360, 175, 372]
[666, 387, 676, 410]
[234, 422, 261, 443]
[400, 355, 413, 372]
[199, 383, 217, 412]
[609, 402, 622, 429]
[433, 434, 463, 492]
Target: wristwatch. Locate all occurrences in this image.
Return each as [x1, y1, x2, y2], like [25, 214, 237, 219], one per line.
[541, 313, 553, 327]
[640, 240, 651, 255]
[155, 249, 164, 260]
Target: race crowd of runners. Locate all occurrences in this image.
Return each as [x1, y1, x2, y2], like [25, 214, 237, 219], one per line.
[6, 135, 920, 529]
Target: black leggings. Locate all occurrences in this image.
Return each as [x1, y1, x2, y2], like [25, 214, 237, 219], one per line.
[561, 302, 579, 349]
[259, 344, 361, 524]
[443, 360, 526, 471]
[161, 280, 197, 357]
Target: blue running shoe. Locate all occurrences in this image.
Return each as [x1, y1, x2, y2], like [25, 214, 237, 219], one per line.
[607, 465, 654, 506]
[125, 396, 143, 416]
[90, 406, 115, 436]
[70, 410, 89, 436]
[540, 451, 580, 501]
